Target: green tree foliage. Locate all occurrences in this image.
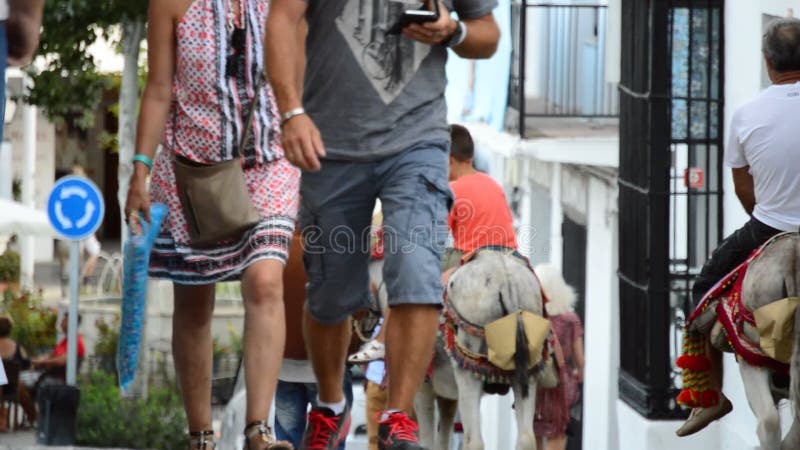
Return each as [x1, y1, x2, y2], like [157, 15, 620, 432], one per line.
[25, 0, 146, 128]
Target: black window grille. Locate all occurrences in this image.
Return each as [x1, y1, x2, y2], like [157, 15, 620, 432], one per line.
[618, 0, 724, 419]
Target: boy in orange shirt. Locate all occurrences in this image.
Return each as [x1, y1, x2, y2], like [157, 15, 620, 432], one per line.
[447, 124, 517, 265]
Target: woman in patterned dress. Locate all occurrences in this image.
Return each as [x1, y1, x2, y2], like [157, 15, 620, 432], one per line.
[533, 264, 585, 450]
[124, 0, 299, 448]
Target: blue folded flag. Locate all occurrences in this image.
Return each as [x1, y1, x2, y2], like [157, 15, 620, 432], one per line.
[117, 203, 168, 392]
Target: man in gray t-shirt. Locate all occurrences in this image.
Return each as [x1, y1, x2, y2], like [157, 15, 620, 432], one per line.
[267, 2, 498, 449]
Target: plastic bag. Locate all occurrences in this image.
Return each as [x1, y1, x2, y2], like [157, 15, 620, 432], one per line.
[117, 203, 167, 392]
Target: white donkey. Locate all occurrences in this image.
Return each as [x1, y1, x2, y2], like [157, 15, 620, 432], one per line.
[442, 250, 545, 450]
[700, 233, 800, 450]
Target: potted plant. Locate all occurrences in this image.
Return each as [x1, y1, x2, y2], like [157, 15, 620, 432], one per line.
[0, 250, 20, 293]
[1, 289, 58, 356]
[94, 315, 120, 375]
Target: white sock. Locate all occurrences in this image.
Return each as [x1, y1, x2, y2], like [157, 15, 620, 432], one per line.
[318, 397, 346, 416]
[380, 409, 402, 421]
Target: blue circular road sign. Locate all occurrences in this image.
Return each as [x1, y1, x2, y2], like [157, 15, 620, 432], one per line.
[47, 176, 105, 241]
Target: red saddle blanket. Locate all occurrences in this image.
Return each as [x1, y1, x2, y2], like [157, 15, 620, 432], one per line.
[678, 235, 792, 408]
[686, 235, 790, 373]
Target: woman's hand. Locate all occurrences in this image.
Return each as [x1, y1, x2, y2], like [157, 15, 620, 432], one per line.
[125, 168, 151, 234]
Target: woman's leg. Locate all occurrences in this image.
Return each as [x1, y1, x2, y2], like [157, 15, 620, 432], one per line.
[172, 283, 216, 433]
[546, 435, 567, 450]
[241, 259, 287, 424]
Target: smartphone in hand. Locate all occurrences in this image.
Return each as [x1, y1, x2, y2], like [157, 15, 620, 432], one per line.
[387, 1, 441, 35]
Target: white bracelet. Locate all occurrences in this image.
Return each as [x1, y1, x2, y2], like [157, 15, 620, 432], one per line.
[281, 107, 306, 126]
[453, 21, 468, 47]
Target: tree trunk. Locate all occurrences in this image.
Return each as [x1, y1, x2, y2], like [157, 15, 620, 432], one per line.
[117, 20, 144, 243]
[117, 19, 148, 399]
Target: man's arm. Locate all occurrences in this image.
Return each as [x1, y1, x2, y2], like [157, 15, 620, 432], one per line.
[265, 0, 325, 171]
[7, 0, 45, 66]
[403, 3, 500, 59]
[732, 166, 756, 215]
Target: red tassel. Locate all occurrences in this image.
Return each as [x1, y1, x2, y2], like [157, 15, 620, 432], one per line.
[676, 354, 711, 371]
[676, 388, 719, 408]
[700, 389, 719, 407]
[676, 389, 696, 407]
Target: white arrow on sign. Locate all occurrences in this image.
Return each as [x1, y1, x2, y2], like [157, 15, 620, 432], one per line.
[75, 201, 96, 229]
[54, 201, 73, 229]
[60, 186, 88, 200]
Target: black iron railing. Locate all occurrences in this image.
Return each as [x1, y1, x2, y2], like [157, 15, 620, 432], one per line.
[618, 0, 724, 419]
[509, 2, 618, 137]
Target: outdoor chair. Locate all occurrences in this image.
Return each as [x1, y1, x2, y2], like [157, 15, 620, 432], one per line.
[1, 359, 23, 431]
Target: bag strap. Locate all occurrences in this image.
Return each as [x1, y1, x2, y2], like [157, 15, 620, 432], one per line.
[234, 71, 265, 158]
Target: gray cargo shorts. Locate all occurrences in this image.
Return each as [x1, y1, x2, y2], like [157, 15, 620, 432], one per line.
[299, 141, 454, 324]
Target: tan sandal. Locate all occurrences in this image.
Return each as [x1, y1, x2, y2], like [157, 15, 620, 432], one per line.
[243, 420, 294, 450]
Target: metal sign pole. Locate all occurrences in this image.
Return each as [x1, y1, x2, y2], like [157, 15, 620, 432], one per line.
[47, 176, 105, 388]
[66, 240, 80, 386]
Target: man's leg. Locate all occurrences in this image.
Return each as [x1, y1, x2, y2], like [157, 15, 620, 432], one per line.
[240, 259, 291, 445]
[304, 312, 351, 405]
[172, 283, 215, 434]
[377, 142, 452, 448]
[384, 304, 439, 412]
[691, 218, 782, 389]
[299, 160, 376, 446]
[678, 218, 780, 437]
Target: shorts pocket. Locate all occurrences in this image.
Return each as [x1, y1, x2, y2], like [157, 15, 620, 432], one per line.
[404, 167, 453, 250]
[301, 217, 326, 283]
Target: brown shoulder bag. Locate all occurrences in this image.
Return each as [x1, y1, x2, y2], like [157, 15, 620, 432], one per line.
[172, 79, 263, 248]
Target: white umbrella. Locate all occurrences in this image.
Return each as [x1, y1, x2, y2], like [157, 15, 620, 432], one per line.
[0, 198, 55, 237]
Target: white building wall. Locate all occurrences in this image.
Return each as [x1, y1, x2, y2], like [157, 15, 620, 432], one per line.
[581, 175, 619, 450]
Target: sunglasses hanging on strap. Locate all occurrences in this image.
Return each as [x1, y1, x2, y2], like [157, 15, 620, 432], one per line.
[226, 0, 247, 78]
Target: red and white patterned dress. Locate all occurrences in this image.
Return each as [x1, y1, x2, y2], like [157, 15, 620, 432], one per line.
[148, 0, 299, 284]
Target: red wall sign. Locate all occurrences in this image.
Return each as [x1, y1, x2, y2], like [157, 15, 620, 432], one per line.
[684, 167, 704, 189]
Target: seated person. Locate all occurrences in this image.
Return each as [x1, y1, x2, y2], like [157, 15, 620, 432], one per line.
[446, 124, 517, 271]
[32, 313, 85, 379]
[676, 18, 800, 437]
[0, 316, 36, 423]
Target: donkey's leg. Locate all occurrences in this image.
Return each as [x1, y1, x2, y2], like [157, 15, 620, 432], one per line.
[454, 368, 484, 450]
[513, 379, 537, 450]
[436, 396, 458, 450]
[783, 419, 800, 450]
[740, 361, 781, 450]
[414, 381, 437, 450]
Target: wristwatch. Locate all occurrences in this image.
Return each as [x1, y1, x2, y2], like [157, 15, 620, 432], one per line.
[443, 20, 467, 48]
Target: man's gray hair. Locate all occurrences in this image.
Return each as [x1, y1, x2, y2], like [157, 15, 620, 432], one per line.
[763, 18, 800, 72]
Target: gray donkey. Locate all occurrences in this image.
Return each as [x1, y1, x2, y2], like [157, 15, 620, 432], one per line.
[707, 233, 800, 450]
[442, 250, 544, 450]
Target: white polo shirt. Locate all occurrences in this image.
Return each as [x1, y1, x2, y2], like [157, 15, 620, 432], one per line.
[0, 1, 7, 21]
[725, 81, 800, 232]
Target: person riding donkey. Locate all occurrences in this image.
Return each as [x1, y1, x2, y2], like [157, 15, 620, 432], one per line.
[676, 17, 800, 437]
[444, 124, 518, 273]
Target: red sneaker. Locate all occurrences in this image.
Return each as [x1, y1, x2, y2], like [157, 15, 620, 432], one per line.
[299, 406, 351, 450]
[377, 411, 427, 450]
